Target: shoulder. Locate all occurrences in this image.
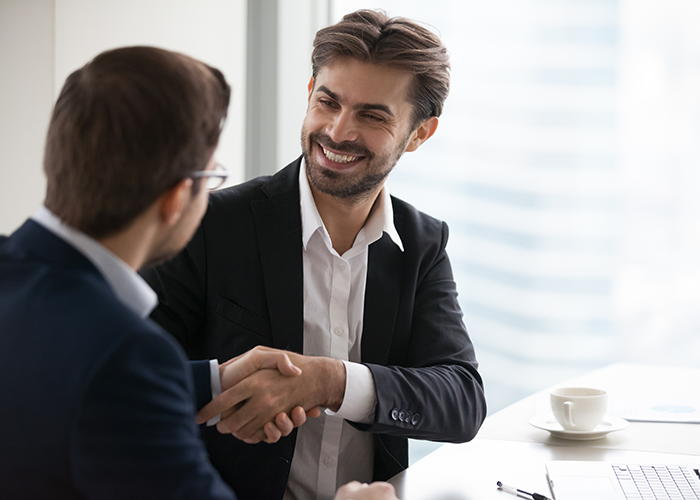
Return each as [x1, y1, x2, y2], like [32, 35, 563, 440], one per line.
[25, 265, 183, 366]
[390, 195, 448, 252]
[206, 158, 302, 216]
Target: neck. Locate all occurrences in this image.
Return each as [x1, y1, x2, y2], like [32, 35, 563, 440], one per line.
[98, 211, 159, 271]
[309, 182, 383, 256]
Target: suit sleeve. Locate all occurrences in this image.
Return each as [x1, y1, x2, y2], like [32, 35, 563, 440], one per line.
[356, 222, 487, 442]
[71, 330, 235, 500]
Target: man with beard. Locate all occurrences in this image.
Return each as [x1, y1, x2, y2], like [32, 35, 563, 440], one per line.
[0, 45, 398, 500]
[143, 9, 487, 500]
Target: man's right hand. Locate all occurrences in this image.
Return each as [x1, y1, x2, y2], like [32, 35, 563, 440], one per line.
[195, 346, 320, 444]
[205, 347, 345, 442]
[334, 481, 400, 500]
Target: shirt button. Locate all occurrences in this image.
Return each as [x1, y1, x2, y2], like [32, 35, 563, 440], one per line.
[338, 262, 347, 271]
[334, 327, 344, 336]
[324, 457, 334, 467]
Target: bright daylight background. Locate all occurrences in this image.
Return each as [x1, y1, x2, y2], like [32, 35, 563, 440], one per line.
[330, 0, 700, 461]
[1, 0, 699, 467]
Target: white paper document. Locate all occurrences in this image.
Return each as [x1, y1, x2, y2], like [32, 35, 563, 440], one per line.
[609, 398, 700, 423]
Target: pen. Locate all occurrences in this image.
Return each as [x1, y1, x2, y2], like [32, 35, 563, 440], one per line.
[497, 481, 552, 500]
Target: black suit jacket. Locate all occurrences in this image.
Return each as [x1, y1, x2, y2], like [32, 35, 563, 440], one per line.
[143, 158, 487, 500]
[0, 221, 234, 500]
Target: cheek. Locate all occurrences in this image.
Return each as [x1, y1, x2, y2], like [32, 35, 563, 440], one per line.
[366, 135, 395, 157]
[197, 193, 209, 218]
[304, 106, 332, 130]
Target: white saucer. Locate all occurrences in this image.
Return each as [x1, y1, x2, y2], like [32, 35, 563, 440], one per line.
[528, 414, 629, 440]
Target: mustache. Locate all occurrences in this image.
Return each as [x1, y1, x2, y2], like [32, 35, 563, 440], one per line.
[309, 132, 372, 158]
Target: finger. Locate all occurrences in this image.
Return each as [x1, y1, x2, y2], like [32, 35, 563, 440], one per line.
[233, 421, 266, 442]
[221, 395, 281, 438]
[262, 421, 282, 443]
[274, 353, 302, 378]
[220, 349, 300, 390]
[274, 412, 295, 437]
[333, 481, 363, 499]
[290, 406, 306, 428]
[219, 351, 245, 367]
[240, 346, 302, 378]
[306, 406, 321, 418]
[195, 378, 251, 424]
[242, 428, 268, 444]
[196, 387, 249, 425]
[231, 408, 281, 441]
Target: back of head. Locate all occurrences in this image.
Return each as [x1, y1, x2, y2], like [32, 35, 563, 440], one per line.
[312, 9, 450, 128]
[44, 46, 231, 239]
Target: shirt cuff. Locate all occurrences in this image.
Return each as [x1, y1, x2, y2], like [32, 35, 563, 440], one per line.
[325, 361, 376, 423]
[207, 359, 222, 426]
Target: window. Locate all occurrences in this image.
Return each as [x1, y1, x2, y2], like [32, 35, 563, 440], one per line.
[329, 0, 700, 416]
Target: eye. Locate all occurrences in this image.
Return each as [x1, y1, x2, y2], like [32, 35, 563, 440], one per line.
[362, 113, 384, 123]
[318, 98, 338, 109]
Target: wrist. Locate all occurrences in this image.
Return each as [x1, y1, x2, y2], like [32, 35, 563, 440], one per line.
[310, 356, 346, 412]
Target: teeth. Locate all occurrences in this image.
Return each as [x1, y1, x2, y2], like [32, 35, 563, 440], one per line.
[322, 147, 358, 164]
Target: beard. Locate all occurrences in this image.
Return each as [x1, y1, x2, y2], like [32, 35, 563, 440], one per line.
[141, 236, 187, 269]
[301, 126, 410, 203]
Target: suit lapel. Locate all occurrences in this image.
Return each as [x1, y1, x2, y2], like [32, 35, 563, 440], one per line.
[250, 159, 305, 354]
[361, 217, 404, 366]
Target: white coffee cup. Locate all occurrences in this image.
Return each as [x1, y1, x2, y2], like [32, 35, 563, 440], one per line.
[550, 387, 608, 431]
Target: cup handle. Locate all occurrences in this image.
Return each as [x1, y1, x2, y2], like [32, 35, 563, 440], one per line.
[563, 401, 575, 428]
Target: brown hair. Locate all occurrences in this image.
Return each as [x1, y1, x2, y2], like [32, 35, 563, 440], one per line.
[312, 9, 450, 127]
[43, 46, 230, 239]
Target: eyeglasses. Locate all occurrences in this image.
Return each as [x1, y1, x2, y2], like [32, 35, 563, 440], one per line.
[189, 163, 229, 191]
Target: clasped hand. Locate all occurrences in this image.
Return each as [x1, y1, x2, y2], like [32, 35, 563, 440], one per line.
[196, 346, 345, 444]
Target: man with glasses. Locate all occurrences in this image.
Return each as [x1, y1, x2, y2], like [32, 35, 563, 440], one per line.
[0, 45, 398, 500]
[191, 163, 230, 191]
[144, 9, 487, 500]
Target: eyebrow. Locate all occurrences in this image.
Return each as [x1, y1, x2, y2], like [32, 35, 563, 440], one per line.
[316, 85, 395, 117]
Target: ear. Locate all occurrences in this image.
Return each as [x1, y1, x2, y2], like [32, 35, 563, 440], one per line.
[405, 117, 439, 153]
[307, 76, 314, 101]
[158, 178, 193, 227]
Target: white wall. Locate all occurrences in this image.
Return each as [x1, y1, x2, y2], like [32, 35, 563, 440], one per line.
[0, 0, 246, 235]
[277, 0, 330, 168]
[0, 0, 54, 234]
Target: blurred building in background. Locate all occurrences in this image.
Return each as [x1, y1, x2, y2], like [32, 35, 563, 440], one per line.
[332, 0, 700, 417]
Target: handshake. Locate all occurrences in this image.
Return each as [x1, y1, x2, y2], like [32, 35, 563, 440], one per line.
[195, 345, 344, 443]
[194, 346, 399, 500]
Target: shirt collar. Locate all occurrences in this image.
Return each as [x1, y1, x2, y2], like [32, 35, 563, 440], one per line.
[32, 206, 158, 318]
[298, 160, 404, 252]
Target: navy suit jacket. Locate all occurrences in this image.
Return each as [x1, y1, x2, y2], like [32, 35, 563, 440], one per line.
[0, 221, 235, 499]
[143, 158, 487, 500]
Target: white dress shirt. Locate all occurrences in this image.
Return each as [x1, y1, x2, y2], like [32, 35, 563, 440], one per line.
[284, 163, 404, 500]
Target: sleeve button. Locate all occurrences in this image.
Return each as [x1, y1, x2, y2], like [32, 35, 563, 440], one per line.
[391, 408, 400, 420]
[411, 413, 421, 426]
[398, 410, 407, 422]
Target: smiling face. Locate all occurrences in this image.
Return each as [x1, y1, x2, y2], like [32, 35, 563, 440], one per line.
[301, 57, 432, 203]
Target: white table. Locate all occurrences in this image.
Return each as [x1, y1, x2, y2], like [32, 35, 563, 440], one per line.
[389, 363, 700, 499]
[389, 439, 700, 499]
[477, 363, 700, 456]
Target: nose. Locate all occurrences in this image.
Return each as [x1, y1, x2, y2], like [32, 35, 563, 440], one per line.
[326, 110, 358, 144]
